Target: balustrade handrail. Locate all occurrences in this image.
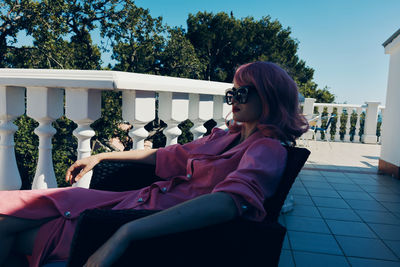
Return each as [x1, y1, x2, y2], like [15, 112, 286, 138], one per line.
[313, 103, 363, 108]
[312, 103, 386, 110]
[0, 68, 231, 95]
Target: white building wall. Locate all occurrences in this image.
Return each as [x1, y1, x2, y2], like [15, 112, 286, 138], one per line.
[381, 35, 400, 167]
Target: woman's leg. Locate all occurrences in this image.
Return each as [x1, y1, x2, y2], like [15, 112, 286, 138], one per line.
[0, 215, 55, 265]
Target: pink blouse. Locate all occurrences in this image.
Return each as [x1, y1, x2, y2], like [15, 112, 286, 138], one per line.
[0, 128, 286, 266]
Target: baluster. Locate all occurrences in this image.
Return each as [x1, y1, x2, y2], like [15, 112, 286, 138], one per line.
[65, 88, 101, 188]
[122, 90, 155, 150]
[0, 86, 25, 190]
[27, 87, 63, 189]
[314, 106, 322, 140]
[159, 92, 188, 146]
[325, 107, 333, 141]
[354, 107, 363, 143]
[213, 95, 228, 130]
[344, 108, 353, 142]
[334, 107, 343, 141]
[189, 94, 213, 140]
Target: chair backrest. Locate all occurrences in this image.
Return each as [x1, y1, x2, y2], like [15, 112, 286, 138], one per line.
[325, 115, 336, 129]
[263, 146, 310, 222]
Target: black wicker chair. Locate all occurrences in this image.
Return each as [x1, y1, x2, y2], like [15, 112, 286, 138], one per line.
[67, 146, 310, 267]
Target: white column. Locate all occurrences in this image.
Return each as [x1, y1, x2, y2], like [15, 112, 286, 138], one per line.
[362, 101, 380, 144]
[122, 90, 155, 150]
[334, 108, 343, 141]
[303, 98, 316, 117]
[213, 95, 228, 130]
[66, 88, 101, 188]
[159, 92, 189, 146]
[27, 87, 63, 189]
[0, 86, 25, 190]
[344, 108, 353, 142]
[354, 107, 363, 143]
[189, 94, 213, 140]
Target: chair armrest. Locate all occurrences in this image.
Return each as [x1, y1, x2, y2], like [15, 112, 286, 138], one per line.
[67, 209, 286, 267]
[89, 161, 162, 192]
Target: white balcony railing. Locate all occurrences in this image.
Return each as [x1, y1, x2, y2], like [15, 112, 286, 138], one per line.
[0, 69, 383, 190]
[301, 98, 384, 144]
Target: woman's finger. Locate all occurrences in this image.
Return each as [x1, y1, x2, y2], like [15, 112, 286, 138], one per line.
[74, 164, 93, 182]
[65, 162, 85, 183]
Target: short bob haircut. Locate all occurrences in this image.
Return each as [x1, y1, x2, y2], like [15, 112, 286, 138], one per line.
[229, 61, 308, 144]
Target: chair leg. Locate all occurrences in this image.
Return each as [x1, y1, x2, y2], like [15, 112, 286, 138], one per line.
[323, 130, 332, 149]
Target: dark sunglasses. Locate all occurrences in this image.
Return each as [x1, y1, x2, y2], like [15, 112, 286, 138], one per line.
[225, 85, 255, 105]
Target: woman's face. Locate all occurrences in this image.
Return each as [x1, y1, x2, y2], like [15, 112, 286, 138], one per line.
[231, 80, 263, 123]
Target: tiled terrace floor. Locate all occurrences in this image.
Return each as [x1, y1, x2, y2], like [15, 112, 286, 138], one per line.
[278, 141, 400, 267]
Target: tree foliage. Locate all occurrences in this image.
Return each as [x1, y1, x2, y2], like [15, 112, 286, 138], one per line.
[1, 1, 335, 188]
[186, 11, 333, 102]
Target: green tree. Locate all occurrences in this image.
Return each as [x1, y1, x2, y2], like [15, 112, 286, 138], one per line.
[186, 12, 334, 102]
[298, 80, 335, 103]
[107, 0, 165, 73]
[160, 27, 205, 79]
[0, 0, 37, 67]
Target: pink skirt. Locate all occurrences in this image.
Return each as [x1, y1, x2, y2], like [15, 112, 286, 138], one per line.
[0, 187, 146, 267]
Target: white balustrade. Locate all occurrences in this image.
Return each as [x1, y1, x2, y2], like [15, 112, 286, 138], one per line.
[0, 86, 25, 190]
[65, 88, 102, 188]
[27, 87, 64, 189]
[122, 90, 155, 150]
[310, 102, 372, 144]
[0, 69, 385, 191]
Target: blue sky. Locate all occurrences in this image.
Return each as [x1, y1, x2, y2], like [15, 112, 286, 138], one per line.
[13, 0, 399, 105]
[131, 0, 399, 105]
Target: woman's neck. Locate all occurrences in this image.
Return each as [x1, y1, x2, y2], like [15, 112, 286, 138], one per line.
[239, 121, 258, 143]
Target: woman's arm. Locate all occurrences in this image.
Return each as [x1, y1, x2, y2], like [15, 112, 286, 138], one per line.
[66, 149, 158, 184]
[84, 192, 238, 267]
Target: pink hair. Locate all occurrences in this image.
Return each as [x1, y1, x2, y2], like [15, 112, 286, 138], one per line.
[228, 61, 308, 144]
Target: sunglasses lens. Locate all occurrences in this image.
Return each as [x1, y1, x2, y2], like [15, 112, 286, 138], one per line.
[236, 87, 248, 104]
[225, 90, 234, 105]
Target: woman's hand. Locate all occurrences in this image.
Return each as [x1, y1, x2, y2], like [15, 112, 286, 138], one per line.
[65, 155, 101, 184]
[84, 225, 131, 267]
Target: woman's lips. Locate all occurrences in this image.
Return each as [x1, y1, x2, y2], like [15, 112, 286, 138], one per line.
[232, 106, 240, 113]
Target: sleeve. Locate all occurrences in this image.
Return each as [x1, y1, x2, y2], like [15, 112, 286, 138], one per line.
[211, 139, 287, 221]
[155, 128, 225, 179]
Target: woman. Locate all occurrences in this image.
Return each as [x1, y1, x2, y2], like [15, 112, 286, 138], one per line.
[0, 61, 307, 267]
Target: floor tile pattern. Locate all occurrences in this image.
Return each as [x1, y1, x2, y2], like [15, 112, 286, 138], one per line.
[278, 142, 400, 266]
